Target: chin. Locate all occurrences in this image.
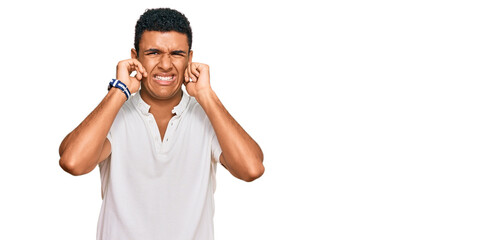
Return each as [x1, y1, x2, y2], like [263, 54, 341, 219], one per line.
[143, 82, 183, 100]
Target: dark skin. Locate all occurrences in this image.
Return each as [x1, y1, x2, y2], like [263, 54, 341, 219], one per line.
[130, 31, 193, 140]
[59, 30, 264, 182]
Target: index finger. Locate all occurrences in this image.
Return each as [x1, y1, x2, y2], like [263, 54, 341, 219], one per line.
[184, 68, 190, 82]
[127, 59, 147, 76]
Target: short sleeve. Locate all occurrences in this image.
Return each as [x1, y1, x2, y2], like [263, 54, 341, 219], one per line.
[210, 132, 222, 163]
[106, 131, 112, 145]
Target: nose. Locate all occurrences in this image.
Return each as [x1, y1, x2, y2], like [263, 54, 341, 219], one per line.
[158, 53, 173, 71]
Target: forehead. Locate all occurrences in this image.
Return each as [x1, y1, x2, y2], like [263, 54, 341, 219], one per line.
[139, 31, 189, 51]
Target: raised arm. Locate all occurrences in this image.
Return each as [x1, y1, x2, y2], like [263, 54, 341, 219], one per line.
[59, 59, 146, 175]
[184, 63, 264, 182]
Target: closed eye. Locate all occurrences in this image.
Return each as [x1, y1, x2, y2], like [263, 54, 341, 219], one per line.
[145, 49, 161, 55]
[171, 50, 187, 56]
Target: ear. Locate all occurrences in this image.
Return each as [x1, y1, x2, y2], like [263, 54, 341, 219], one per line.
[189, 50, 193, 63]
[131, 48, 138, 59]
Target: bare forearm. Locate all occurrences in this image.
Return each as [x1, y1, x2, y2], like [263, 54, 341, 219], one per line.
[59, 88, 126, 175]
[197, 90, 264, 181]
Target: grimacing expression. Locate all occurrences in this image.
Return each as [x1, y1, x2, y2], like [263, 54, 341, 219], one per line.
[132, 30, 192, 100]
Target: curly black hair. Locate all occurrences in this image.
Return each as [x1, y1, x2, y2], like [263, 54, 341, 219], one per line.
[134, 8, 193, 53]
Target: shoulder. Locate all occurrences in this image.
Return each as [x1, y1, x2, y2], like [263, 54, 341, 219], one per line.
[118, 95, 141, 118]
[183, 96, 213, 128]
[182, 95, 205, 117]
[110, 97, 141, 130]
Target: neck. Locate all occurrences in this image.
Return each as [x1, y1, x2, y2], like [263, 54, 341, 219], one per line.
[140, 89, 183, 119]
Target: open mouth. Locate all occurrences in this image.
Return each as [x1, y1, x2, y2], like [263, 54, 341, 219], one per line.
[153, 74, 176, 85]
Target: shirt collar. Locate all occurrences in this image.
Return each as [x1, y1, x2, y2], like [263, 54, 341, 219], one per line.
[172, 91, 189, 116]
[132, 90, 190, 116]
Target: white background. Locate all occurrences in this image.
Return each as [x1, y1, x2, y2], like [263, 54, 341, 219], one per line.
[0, 0, 502, 239]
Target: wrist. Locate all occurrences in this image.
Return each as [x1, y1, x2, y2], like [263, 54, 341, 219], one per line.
[108, 79, 131, 100]
[195, 89, 217, 106]
[108, 87, 128, 103]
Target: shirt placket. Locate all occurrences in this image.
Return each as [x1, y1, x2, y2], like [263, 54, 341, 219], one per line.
[145, 114, 163, 153]
[161, 116, 179, 152]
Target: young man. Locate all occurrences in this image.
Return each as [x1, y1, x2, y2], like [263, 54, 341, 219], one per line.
[59, 8, 264, 240]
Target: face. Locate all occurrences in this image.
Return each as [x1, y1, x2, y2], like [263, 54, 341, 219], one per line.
[132, 31, 192, 102]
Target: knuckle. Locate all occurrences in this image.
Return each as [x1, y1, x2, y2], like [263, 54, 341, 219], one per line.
[117, 60, 128, 67]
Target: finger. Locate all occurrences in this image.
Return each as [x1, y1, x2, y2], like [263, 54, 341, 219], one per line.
[184, 68, 189, 83]
[130, 63, 147, 79]
[189, 63, 201, 82]
[188, 67, 197, 82]
[188, 63, 194, 82]
[127, 59, 146, 75]
[137, 66, 146, 78]
[132, 66, 140, 80]
[191, 63, 201, 78]
[126, 61, 137, 72]
[136, 61, 147, 77]
[135, 71, 142, 81]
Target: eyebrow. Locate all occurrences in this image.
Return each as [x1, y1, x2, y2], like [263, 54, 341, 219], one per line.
[171, 50, 187, 55]
[144, 48, 161, 53]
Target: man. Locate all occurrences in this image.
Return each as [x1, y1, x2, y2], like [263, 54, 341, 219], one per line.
[59, 8, 264, 240]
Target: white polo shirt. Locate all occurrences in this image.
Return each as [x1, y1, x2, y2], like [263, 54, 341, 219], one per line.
[97, 90, 222, 240]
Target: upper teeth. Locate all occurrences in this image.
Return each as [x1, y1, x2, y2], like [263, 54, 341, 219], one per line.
[156, 76, 173, 81]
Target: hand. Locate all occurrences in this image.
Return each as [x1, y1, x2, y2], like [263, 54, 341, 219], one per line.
[116, 59, 147, 94]
[184, 62, 213, 100]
